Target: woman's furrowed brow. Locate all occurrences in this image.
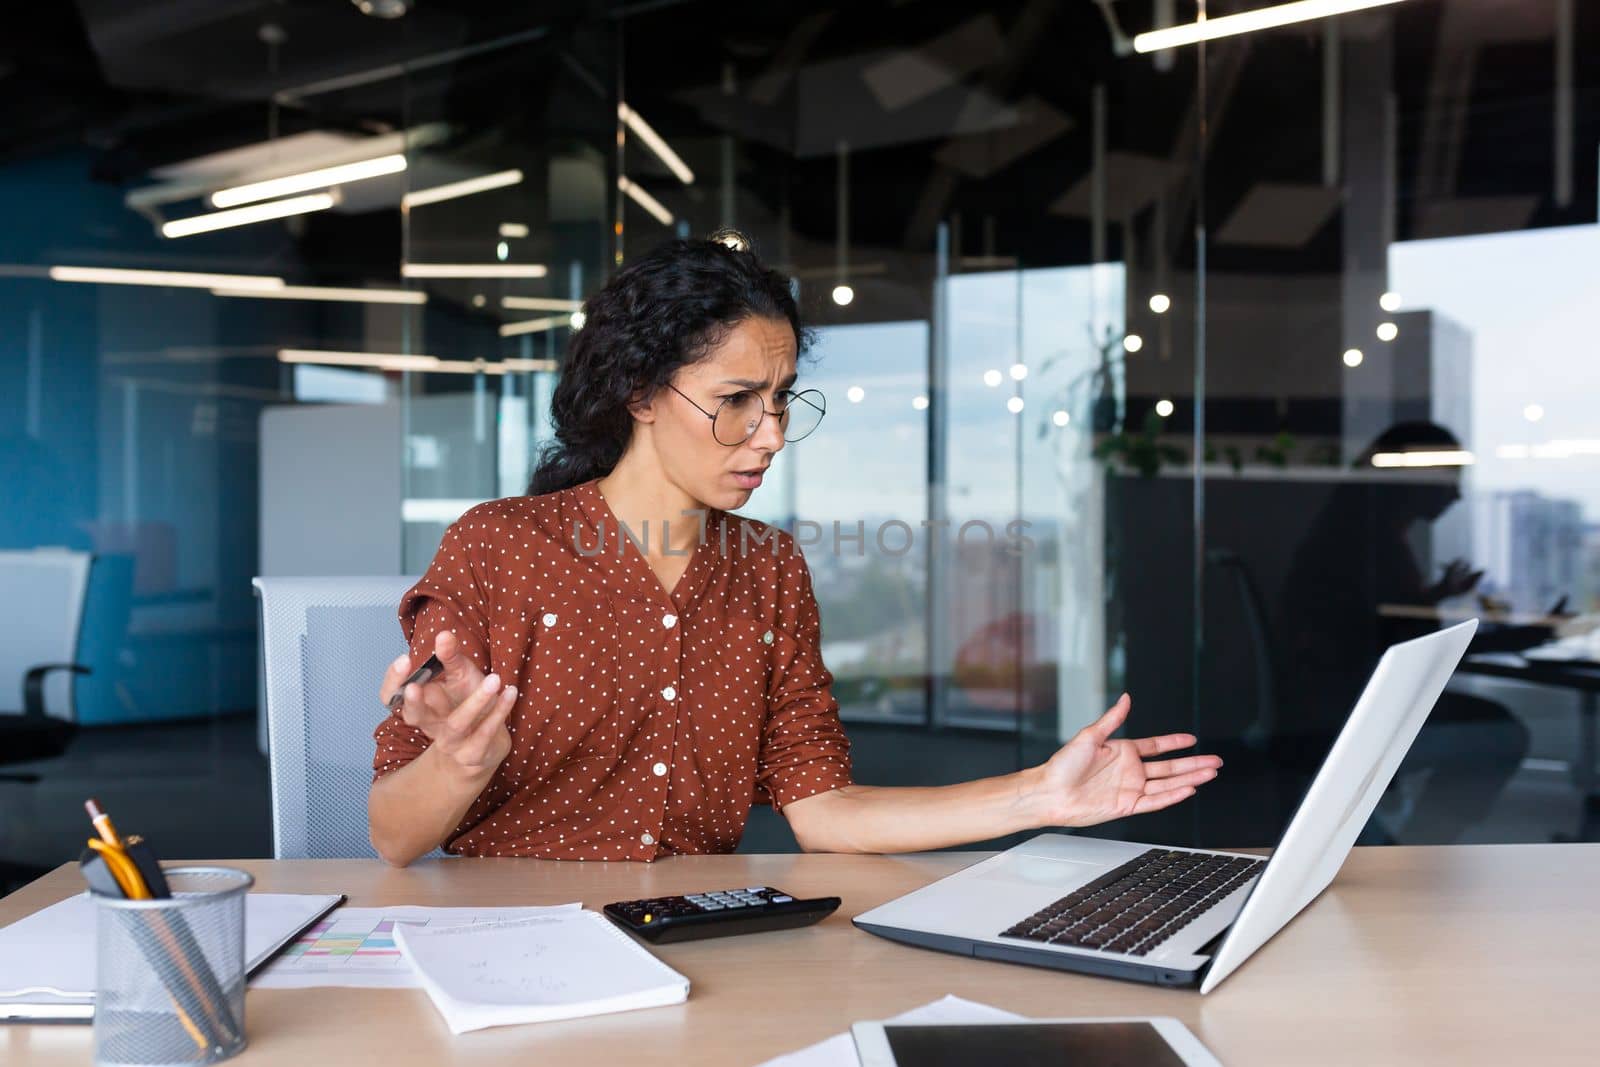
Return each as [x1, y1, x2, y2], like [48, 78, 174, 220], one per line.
[720, 373, 799, 390]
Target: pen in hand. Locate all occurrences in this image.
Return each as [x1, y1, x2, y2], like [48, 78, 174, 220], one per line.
[386, 653, 444, 711]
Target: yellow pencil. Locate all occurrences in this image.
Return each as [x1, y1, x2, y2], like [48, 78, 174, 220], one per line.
[86, 839, 148, 899]
[85, 797, 125, 850]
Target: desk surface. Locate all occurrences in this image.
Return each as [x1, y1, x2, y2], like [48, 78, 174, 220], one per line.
[4, 845, 1598, 1065]
[1461, 652, 1600, 687]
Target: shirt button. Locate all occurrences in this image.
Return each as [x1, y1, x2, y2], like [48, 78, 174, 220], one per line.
[762, 630, 774, 645]
[641, 832, 655, 846]
[661, 685, 676, 701]
[542, 612, 558, 626]
[652, 762, 668, 777]
[663, 613, 678, 629]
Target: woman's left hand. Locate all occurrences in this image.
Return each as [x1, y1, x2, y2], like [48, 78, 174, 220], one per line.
[1022, 694, 1221, 827]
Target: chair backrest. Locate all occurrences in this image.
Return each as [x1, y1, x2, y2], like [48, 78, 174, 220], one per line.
[0, 549, 93, 720]
[253, 575, 424, 859]
[1206, 547, 1280, 748]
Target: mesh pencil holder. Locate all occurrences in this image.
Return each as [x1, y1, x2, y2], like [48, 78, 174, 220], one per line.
[92, 866, 253, 1067]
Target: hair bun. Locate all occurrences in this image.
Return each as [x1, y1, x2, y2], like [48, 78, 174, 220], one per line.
[707, 227, 752, 252]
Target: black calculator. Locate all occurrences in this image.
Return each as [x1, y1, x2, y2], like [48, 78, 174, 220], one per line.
[602, 886, 841, 944]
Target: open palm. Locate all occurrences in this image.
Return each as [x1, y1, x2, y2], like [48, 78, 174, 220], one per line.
[1031, 694, 1221, 827]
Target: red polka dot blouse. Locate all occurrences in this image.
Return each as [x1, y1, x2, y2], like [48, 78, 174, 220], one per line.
[371, 478, 854, 860]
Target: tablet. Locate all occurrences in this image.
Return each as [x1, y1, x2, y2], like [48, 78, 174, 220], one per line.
[850, 1017, 1223, 1067]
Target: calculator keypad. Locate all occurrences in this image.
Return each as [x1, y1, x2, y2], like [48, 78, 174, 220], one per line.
[614, 886, 784, 920]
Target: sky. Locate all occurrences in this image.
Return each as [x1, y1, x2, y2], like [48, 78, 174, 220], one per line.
[1391, 223, 1600, 521]
[741, 265, 1121, 528]
[741, 232, 1600, 531]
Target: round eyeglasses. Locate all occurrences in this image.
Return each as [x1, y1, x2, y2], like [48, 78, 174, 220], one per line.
[667, 384, 826, 446]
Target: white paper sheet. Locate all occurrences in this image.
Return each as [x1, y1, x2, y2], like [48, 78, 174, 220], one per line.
[251, 903, 581, 989]
[394, 909, 689, 1035]
[753, 995, 1025, 1067]
[0, 891, 342, 1019]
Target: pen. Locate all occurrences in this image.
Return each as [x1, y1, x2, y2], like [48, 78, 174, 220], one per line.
[386, 653, 444, 711]
[123, 836, 172, 899]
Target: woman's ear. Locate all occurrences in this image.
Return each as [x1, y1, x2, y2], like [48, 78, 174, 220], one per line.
[625, 386, 658, 424]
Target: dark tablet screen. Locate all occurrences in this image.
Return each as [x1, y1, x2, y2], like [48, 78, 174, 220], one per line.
[883, 1022, 1190, 1066]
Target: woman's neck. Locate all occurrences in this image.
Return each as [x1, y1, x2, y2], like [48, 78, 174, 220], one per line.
[595, 457, 709, 558]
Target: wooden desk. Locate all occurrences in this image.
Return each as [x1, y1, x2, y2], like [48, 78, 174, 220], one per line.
[4, 846, 1597, 1065]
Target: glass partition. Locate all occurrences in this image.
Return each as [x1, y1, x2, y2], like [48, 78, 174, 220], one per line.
[3, 2, 1596, 878]
[1191, 2, 1600, 847]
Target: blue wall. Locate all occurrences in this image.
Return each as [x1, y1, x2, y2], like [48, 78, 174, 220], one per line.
[0, 151, 322, 723]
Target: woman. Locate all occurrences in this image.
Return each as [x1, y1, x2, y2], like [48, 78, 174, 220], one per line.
[369, 233, 1221, 867]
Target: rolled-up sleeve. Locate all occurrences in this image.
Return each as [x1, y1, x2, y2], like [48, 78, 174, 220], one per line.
[371, 513, 497, 783]
[754, 546, 853, 810]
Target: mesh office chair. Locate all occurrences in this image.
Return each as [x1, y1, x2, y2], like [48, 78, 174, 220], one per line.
[1, 550, 92, 891]
[0, 550, 93, 781]
[254, 575, 445, 860]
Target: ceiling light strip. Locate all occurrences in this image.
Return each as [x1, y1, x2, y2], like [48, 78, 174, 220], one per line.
[402, 263, 548, 279]
[161, 193, 337, 238]
[618, 176, 674, 226]
[49, 266, 286, 291]
[501, 358, 558, 372]
[618, 103, 695, 184]
[1370, 449, 1475, 469]
[501, 296, 583, 312]
[401, 168, 523, 209]
[211, 153, 406, 207]
[1133, 0, 1406, 53]
[499, 315, 568, 337]
[212, 284, 425, 305]
[279, 348, 439, 371]
[280, 349, 557, 375]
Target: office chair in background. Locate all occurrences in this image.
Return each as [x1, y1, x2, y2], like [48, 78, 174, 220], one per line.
[254, 575, 446, 860]
[0, 550, 93, 892]
[0, 550, 93, 779]
[1206, 548, 1279, 754]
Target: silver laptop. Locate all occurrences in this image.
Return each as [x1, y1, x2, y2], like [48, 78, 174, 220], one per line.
[854, 619, 1479, 993]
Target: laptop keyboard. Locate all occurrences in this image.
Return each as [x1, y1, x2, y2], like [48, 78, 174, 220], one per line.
[999, 848, 1265, 957]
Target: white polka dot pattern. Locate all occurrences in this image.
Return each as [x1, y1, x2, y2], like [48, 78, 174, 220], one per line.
[370, 478, 854, 861]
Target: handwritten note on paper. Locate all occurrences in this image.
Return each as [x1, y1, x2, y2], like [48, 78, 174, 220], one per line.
[393, 910, 690, 1034]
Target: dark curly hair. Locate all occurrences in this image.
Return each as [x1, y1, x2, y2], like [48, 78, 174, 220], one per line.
[528, 235, 812, 495]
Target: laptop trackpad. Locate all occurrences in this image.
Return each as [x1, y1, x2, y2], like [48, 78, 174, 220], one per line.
[973, 852, 1102, 891]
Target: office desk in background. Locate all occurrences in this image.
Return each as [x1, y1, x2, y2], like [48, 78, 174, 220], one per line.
[1457, 653, 1600, 841]
[1374, 605, 1600, 841]
[3, 847, 1598, 1066]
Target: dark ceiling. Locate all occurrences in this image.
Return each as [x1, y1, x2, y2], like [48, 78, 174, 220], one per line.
[2, 0, 1596, 279]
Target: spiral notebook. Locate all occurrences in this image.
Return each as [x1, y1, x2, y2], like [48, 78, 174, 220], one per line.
[394, 909, 690, 1035]
[0, 891, 343, 1023]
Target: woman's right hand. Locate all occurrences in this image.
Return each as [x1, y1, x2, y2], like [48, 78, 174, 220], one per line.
[1429, 558, 1485, 602]
[379, 630, 515, 782]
